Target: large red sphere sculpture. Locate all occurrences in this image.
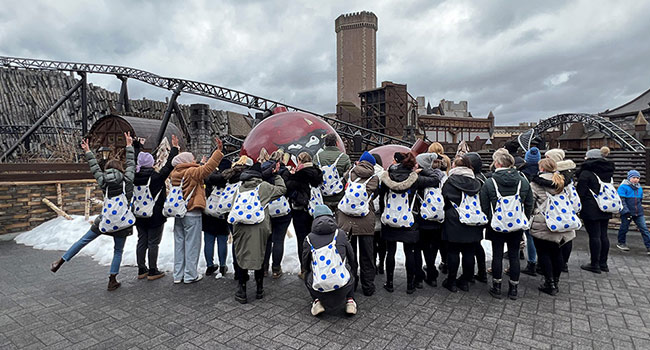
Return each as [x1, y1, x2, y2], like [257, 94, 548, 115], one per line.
[240, 111, 345, 166]
[369, 139, 430, 170]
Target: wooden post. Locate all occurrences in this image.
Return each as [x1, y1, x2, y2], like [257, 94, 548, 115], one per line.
[56, 183, 63, 208]
[84, 186, 91, 221]
[42, 198, 72, 220]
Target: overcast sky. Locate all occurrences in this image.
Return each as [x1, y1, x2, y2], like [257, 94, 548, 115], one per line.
[1, 0, 649, 125]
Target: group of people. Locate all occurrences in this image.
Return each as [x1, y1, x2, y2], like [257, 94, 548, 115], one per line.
[49, 132, 650, 316]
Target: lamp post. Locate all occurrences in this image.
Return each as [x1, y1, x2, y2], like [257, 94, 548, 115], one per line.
[98, 146, 111, 160]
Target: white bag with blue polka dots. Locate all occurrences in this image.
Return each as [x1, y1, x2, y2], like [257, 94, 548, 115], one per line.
[565, 181, 581, 214]
[163, 178, 195, 218]
[453, 192, 488, 227]
[308, 186, 324, 216]
[543, 190, 582, 232]
[590, 174, 621, 213]
[132, 178, 159, 218]
[269, 196, 291, 218]
[418, 186, 445, 222]
[316, 153, 345, 196]
[307, 231, 351, 293]
[489, 178, 529, 232]
[227, 185, 266, 225]
[98, 183, 135, 233]
[337, 173, 375, 217]
[381, 190, 416, 228]
[204, 181, 240, 217]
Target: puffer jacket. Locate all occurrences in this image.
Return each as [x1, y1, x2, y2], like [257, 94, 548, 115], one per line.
[530, 173, 576, 244]
[442, 167, 483, 243]
[133, 146, 179, 229]
[480, 168, 534, 240]
[378, 164, 419, 243]
[336, 161, 380, 236]
[89, 146, 136, 237]
[618, 180, 644, 216]
[576, 158, 615, 221]
[414, 167, 445, 230]
[315, 146, 352, 204]
[169, 149, 223, 212]
[285, 163, 323, 210]
[519, 162, 539, 181]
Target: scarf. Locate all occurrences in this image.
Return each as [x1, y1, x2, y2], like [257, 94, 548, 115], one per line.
[448, 166, 475, 178]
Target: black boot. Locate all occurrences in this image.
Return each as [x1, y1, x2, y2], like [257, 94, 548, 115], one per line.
[442, 278, 458, 293]
[474, 271, 488, 283]
[521, 262, 537, 277]
[255, 278, 264, 299]
[50, 258, 64, 273]
[235, 282, 247, 304]
[425, 265, 438, 287]
[107, 274, 121, 291]
[205, 265, 218, 276]
[406, 276, 416, 294]
[383, 272, 394, 293]
[489, 281, 502, 299]
[553, 277, 560, 293]
[377, 258, 385, 275]
[439, 262, 448, 274]
[538, 278, 558, 296]
[508, 282, 518, 300]
[580, 263, 601, 274]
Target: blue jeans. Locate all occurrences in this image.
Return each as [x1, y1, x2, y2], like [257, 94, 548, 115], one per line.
[173, 215, 203, 282]
[62, 229, 126, 275]
[524, 230, 537, 263]
[204, 231, 229, 268]
[618, 214, 650, 248]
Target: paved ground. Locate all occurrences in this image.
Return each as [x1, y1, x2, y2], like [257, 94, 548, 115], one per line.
[1, 231, 650, 350]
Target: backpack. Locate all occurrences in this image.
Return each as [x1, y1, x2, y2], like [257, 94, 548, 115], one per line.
[227, 185, 266, 224]
[98, 183, 136, 233]
[418, 186, 445, 222]
[308, 186, 324, 216]
[453, 192, 488, 226]
[566, 181, 581, 213]
[163, 178, 195, 218]
[590, 174, 622, 213]
[489, 178, 529, 232]
[307, 231, 351, 292]
[269, 196, 291, 218]
[132, 177, 160, 218]
[316, 153, 345, 196]
[381, 190, 416, 228]
[543, 191, 582, 232]
[337, 172, 375, 217]
[205, 182, 240, 217]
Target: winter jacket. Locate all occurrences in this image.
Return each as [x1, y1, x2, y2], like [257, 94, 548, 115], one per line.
[285, 163, 323, 211]
[618, 180, 644, 216]
[315, 147, 352, 205]
[88, 146, 136, 238]
[336, 161, 380, 236]
[519, 162, 539, 181]
[529, 173, 576, 244]
[576, 158, 615, 221]
[480, 168, 534, 240]
[169, 149, 224, 212]
[378, 164, 419, 243]
[231, 171, 286, 270]
[441, 167, 484, 243]
[133, 146, 179, 229]
[414, 168, 445, 230]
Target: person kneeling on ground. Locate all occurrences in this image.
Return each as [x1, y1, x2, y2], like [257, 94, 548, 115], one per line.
[302, 205, 358, 316]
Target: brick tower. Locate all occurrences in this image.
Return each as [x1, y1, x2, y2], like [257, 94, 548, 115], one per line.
[188, 104, 213, 157]
[335, 11, 378, 108]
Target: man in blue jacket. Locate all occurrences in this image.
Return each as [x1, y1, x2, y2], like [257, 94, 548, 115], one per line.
[617, 170, 650, 254]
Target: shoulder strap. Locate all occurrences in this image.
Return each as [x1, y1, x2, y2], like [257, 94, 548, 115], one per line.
[146, 177, 151, 187]
[516, 180, 521, 194]
[306, 236, 315, 251]
[409, 190, 417, 211]
[491, 178, 502, 198]
[315, 153, 321, 167]
[333, 153, 344, 167]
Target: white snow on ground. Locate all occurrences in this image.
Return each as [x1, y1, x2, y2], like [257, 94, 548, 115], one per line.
[15, 215, 493, 274]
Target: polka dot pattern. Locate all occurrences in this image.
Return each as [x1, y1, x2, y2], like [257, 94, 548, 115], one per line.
[227, 185, 266, 224]
[269, 196, 291, 218]
[454, 192, 488, 227]
[99, 186, 135, 233]
[489, 179, 527, 231]
[590, 175, 622, 214]
[205, 182, 241, 217]
[306, 232, 351, 293]
[337, 173, 375, 217]
[318, 153, 346, 197]
[381, 190, 415, 228]
[163, 178, 194, 218]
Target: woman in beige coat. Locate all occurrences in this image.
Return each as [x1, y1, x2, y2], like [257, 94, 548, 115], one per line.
[529, 158, 576, 296]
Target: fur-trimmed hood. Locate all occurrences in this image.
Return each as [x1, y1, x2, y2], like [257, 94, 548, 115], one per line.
[381, 170, 418, 192]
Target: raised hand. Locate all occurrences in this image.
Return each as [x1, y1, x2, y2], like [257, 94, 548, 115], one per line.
[171, 134, 179, 148]
[274, 161, 280, 174]
[80, 138, 90, 152]
[201, 156, 207, 164]
[215, 137, 223, 152]
[124, 132, 133, 147]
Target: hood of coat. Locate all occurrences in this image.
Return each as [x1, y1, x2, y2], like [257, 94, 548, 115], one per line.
[240, 176, 263, 189]
[222, 165, 246, 183]
[556, 159, 576, 172]
[533, 172, 562, 195]
[382, 167, 418, 191]
[351, 161, 375, 179]
[446, 172, 482, 195]
[311, 215, 338, 235]
[173, 162, 200, 180]
[104, 168, 125, 187]
[492, 168, 523, 188]
[240, 168, 263, 182]
[420, 168, 444, 180]
[580, 158, 614, 175]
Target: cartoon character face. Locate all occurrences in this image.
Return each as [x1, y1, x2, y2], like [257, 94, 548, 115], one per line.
[275, 129, 328, 164]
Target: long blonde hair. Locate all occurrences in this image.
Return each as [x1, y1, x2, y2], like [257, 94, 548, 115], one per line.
[428, 142, 450, 174]
[539, 158, 565, 191]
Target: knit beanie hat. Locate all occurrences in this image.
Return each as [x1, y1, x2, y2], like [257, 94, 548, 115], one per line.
[585, 149, 602, 159]
[172, 152, 195, 167]
[394, 152, 406, 163]
[359, 151, 376, 166]
[628, 169, 641, 180]
[525, 147, 541, 164]
[415, 153, 438, 170]
[312, 204, 333, 218]
[136, 152, 154, 172]
[544, 149, 565, 163]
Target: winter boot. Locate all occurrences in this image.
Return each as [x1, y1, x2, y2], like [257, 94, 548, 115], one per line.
[377, 258, 385, 275]
[489, 280, 502, 299]
[219, 265, 228, 276]
[439, 262, 448, 274]
[442, 278, 458, 293]
[425, 265, 438, 287]
[383, 272, 394, 293]
[235, 282, 247, 304]
[50, 258, 64, 273]
[138, 267, 149, 279]
[580, 263, 601, 274]
[456, 278, 470, 292]
[553, 277, 560, 293]
[508, 281, 518, 300]
[147, 269, 165, 281]
[255, 278, 265, 299]
[406, 276, 416, 295]
[538, 278, 558, 296]
[521, 262, 537, 277]
[205, 265, 218, 276]
[107, 274, 121, 291]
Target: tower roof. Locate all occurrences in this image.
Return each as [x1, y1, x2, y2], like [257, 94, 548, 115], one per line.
[634, 110, 648, 126]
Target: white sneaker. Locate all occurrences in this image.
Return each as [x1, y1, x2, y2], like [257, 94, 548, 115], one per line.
[345, 299, 357, 315]
[184, 274, 204, 284]
[311, 299, 325, 316]
[173, 279, 183, 284]
[616, 243, 630, 251]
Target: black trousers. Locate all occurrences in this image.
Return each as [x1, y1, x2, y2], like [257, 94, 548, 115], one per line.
[533, 237, 563, 280]
[447, 242, 475, 283]
[135, 224, 164, 272]
[491, 233, 522, 282]
[418, 228, 441, 281]
[386, 241, 418, 282]
[561, 240, 572, 265]
[474, 241, 486, 275]
[234, 261, 264, 284]
[439, 240, 448, 265]
[263, 217, 291, 271]
[584, 219, 610, 267]
[374, 229, 386, 265]
[350, 235, 376, 293]
[292, 210, 313, 272]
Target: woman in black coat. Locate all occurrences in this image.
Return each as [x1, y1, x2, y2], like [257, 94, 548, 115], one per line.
[378, 152, 419, 294]
[202, 158, 233, 277]
[576, 149, 616, 273]
[441, 156, 483, 293]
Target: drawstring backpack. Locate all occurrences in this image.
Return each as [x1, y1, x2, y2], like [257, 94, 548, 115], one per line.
[269, 196, 291, 218]
[132, 177, 159, 218]
[227, 185, 266, 224]
[489, 179, 529, 232]
[543, 190, 582, 232]
[566, 181, 581, 213]
[163, 178, 195, 218]
[308, 186, 324, 216]
[307, 230, 351, 292]
[453, 192, 488, 226]
[316, 153, 345, 196]
[204, 181, 241, 217]
[590, 174, 622, 213]
[337, 172, 375, 217]
[381, 190, 416, 228]
[99, 183, 135, 233]
[418, 186, 445, 222]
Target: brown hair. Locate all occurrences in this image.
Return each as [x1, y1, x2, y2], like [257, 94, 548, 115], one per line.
[539, 158, 565, 191]
[396, 152, 416, 169]
[453, 155, 474, 171]
[324, 133, 338, 147]
[104, 159, 124, 172]
[297, 152, 312, 164]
